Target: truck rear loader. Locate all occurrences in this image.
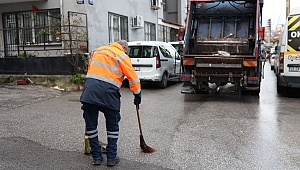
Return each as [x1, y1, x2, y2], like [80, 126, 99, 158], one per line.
[179, 0, 265, 95]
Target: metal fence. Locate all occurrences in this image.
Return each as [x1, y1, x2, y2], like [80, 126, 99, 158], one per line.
[0, 11, 88, 75]
[0, 10, 88, 58]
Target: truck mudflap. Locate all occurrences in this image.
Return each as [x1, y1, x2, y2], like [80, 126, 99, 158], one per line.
[241, 76, 261, 95]
[180, 74, 194, 93]
[181, 85, 195, 94]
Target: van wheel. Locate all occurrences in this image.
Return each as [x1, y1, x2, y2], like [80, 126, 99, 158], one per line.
[277, 85, 283, 94]
[277, 77, 283, 93]
[158, 73, 168, 88]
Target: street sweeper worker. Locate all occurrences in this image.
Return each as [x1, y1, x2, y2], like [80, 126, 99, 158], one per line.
[80, 40, 141, 166]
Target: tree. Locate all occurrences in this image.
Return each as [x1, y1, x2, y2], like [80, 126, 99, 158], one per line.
[61, 11, 88, 74]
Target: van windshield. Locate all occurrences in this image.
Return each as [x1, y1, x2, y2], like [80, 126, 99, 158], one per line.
[127, 46, 153, 58]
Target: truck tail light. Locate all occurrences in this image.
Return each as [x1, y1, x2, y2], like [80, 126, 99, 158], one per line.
[258, 27, 265, 40]
[156, 55, 161, 68]
[279, 52, 284, 74]
[248, 77, 259, 81]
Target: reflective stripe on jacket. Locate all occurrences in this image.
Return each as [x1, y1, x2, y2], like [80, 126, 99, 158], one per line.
[80, 42, 141, 111]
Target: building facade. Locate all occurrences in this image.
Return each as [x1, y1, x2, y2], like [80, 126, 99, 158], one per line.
[0, 0, 187, 58]
[0, 0, 87, 58]
[86, 0, 187, 50]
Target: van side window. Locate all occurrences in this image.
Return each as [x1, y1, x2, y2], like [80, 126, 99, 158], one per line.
[159, 46, 171, 58]
[153, 47, 159, 57]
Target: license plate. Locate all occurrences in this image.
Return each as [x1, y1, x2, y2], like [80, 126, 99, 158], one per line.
[134, 67, 140, 71]
[289, 67, 300, 72]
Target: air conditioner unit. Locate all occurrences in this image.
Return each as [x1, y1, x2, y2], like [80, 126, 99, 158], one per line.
[151, 0, 161, 10]
[132, 15, 144, 28]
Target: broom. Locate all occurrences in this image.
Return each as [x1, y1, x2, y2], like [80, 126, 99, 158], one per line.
[135, 105, 156, 153]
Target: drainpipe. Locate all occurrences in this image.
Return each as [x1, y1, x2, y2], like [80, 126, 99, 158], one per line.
[267, 19, 271, 44]
[60, 0, 64, 19]
[60, 0, 64, 49]
[286, 0, 290, 19]
[156, 8, 159, 41]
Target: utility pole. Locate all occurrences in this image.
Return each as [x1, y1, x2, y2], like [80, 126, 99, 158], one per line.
[286, 0, 290, 18]
[267, 19, 271, 44]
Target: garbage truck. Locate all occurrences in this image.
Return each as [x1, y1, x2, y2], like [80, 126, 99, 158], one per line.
[179, 0, 265, 95]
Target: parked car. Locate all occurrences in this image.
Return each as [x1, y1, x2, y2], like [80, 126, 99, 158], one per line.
[270, 53, 276, 70]
[126, 41, 181, 88]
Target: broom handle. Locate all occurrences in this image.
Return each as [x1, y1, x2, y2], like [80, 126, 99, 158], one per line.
[136, 105, 143, 136]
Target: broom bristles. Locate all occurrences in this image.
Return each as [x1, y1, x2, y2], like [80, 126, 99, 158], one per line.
[140, 135, 156, 153]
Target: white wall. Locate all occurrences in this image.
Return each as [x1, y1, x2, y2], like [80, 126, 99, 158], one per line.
[0, 0, 186, 55]
[87, 0, 159, 51]
[0, 0, 87, 28]
[0, 0, 87, 53]
[0, 1, 59, 13]
[61, 0, 87, 21]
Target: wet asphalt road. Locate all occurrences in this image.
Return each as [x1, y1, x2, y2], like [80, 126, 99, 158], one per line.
[1, 61, 300, 170]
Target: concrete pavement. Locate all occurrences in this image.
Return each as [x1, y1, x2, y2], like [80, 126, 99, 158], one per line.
[0, 84, 170, 170]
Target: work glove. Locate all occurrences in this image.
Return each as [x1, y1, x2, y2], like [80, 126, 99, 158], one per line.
[134, 92, 141, 105]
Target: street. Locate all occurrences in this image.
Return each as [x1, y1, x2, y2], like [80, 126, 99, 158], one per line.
[1, 61, 300, 170]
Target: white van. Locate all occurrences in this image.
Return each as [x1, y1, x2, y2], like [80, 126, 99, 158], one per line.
[275, 7, 300, 94]
[127, 41, 181, 88]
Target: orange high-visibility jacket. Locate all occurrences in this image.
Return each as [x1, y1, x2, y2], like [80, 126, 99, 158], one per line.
[87, 42, 140, 93]
[80, 42, 140, 111]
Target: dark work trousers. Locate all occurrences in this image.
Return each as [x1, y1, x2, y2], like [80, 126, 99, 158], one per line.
[82, 103, 121, 161]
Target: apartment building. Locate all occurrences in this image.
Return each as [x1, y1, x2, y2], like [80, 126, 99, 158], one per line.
[86, 0, 187, 50]
[0, 0, 187, 75]
[0, 0, 187, 58]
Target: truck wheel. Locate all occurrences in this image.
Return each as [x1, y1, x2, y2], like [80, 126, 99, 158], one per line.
[158, 73, 168, 88]
[252, 90, 260, 95]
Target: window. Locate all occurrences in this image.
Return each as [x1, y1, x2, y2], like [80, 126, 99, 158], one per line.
[108, 13, 128, 43]
[169, 28, 177, 41]
[158, 25, 165, 41]
[144, 22, 156, 41]
[158, 25, 177, 42]
[34, 10, 61, 43]
[159, 46, 171, 58]
[127, 46, 154, 58]
[3, 9, 61, 45]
